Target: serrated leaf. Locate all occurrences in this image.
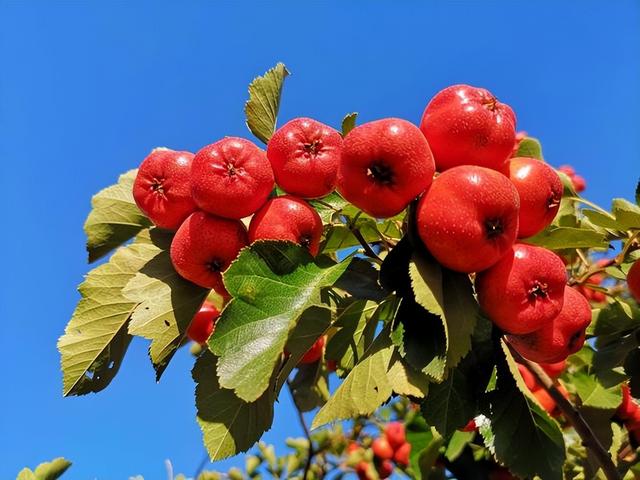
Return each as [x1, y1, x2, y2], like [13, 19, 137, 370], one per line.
[84, 169, 152, 263]
[341, 112, 357, 137]
[311, 326, 394, 429]
[16, 470, 36, 480]
[58, 231, 153, 396]
[591, 301, 640, 336]
[309, 191, 349, 224]
[612, 198, 640, 230]
[289, 360, 329, 412]
[33, 457, 72, 480]
[406, 414, 434, 479]
[209, 242, 350, 402]
[515, 137, 543, 160]
[333, 258, 387, 301]
[387, 350, 430, 398]
[444, 430, 475, 462]
[583, 210, 623, 230]
[409, 252, 478, 370]
[123, 229, 209, 379]
[194, 352, 274, 461]
[572, 371, 622, 409]
[244, 63, 289, 144]
[524, 226, 610, 249]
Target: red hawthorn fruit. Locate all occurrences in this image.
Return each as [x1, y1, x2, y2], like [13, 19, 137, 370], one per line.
[416, 165, 520, 273]
[393, 442, 411, 467]
[384, 422, 406, 451]
[577, 273, 607, 303]
[420, 84, 516, 172]
[371, 437, 394, 460]
[540, 360, 566, 379]
[571, 175, 586, 193]
[460, 419, 477, 432]
[337, 118, 435, 218]
[267, 117, 342, 199]
[187, 300, 220, 344]
[533, 384, 569, 417]
[299, 336, 325, 364]
[170, 211, 248, 295]
[476, 244, 567, 334]
[248, 195, 323, 256]
[346, 442, 361, 454]
[191, 137, 274, 219]
[517, 364, 539, 392]
[355, 461, 371, 480]
[626, 407, 640, 432]
[133, 148, 197, 230]
[508, 287, 592, 363]
[557, 165, 575, 177]
[376, 459, 394, 479]
[617, 384, 639, 421]
[628, 260, 640, 302]
[508, 157, 563, 238]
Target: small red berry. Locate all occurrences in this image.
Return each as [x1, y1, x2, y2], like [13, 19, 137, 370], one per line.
[187, 300, 220, 344]
[372, 437, 394, 461]
[617, 384, 639, 421]
[460, 419, 477, 432]
[627, 260, 640, 302]
[299, 336, 325, 364]
[384, 422, 406, 451]
[376, 459, 394, 479]
[393, 442, 411, 467]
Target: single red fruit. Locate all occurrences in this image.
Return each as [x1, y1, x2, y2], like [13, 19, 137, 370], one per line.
[577, 273, 607, 303]
[508, 157, 562, 238]
[627, 260, 640, 302]
[376, 459, 394, 479]
[191, 137, 274, 219]
[337, 118, 435, 218]
[617, 384, 639, 421]
[267, 117, 342, 198]
[626, 407, 640, 431]
[187, 300, 220, 344]
[420, 84, 516, 172]
[476, 244, 566, 334]
[170, 211, 248, 295]
[508, 287, 591, 363]
[346, 442, 361, 454]
[557, 165, 575, 177]
[571, 175, 586, 193]
[248, 196, 323, 256]
[393, 442, 411, 467]
[371, 437, 394, 461]
[540, 360, 566, 379]
[384, 422, 406, 451]
[299, 336, 325, 364]
[133, 148, 197, 230]
[416, 165, 520, 273]
[355, 461, 372, 480]
[517, 364, 539, 392]
[460, 419, 477, 432]
[533, 385, 568, 417]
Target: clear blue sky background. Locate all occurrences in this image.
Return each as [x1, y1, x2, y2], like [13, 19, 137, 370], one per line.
[0, 1, 638, 479]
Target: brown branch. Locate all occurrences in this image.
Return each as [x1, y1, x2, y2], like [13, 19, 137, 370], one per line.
[510, 348, 621, 480]
[287, 380, 314, 479]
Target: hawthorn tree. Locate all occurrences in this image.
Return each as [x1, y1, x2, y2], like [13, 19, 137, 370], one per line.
[47, 63, 640, 479]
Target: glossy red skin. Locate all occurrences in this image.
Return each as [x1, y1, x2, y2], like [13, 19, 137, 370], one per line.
[376, 459, 394, 479]
[187, 300, 220, 344]
[248, 196, 323, 256]
[417, 165, 520, 273]
[509, 157, 563, 238]
[625, 406, 640, 431]
[460, 419, 477, 432]
[393, 442, 411, 467]
[540, 360, 566, 379]
[517, 364, 539, 392]
[508, 287, 591, 363]
[299, 336, 325, 364]
[617, 384, 639, 421]
[133, 148, 197, 230]
[420, 84, 516, 172]
[628, 260, 640, 302]
[533, 384, 568, 417]
[571, 175, 586, 192]
[372, 437, 394, 460]
[267, 118, 342, 198]
[191, 137, 274, 219]
[384, 422, 406, 451]
[476, 244, 566, 334]
[337, 118, 435, 218]
[170, 211, 248, 295]
[577, 273, 606, 303]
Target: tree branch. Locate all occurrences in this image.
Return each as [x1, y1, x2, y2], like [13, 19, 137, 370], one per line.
[510, 348, 621, 480]
[287, 379, 314, 479]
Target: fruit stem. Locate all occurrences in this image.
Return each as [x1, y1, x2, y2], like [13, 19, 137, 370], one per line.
[509, 346, 621, 480]
[287, 379, 314, 479]
[347, 211, 383, 263]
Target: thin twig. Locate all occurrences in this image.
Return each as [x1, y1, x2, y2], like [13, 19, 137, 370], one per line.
[510, 347, 621, 480]
[351, 227, 382, 262]
[193, 452, 210, 479]
[287, 379, 314, 479]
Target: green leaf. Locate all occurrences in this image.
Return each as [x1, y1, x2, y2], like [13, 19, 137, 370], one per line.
[333, 258, 387, 302]
[387, 350, 430, 398]
[524, 226, 610, 249]
[194, 352, 274, 461]
[289, 361, 329, 412]
[380, 236, 413, 296]
[480, 344, 565, 480]
[123, 229, 210, 379]
[33, 458, 72, 480]
[244, 62, 289, 144]
[583, 209, 623, 230]
[58, 230, 153, 396]
[311, 326, 394, 429]
[515, 137, 543, 160]
[612, 198, 640, 230]
[84, 169, 152, 263]
[572, 371, 622, 409]
[209, 242, 350, 402]
[341, 112, 357, 137]
[409, 252, 478, 370]
[406, 415, 434, 479]
[590, 301, 640, 336]
[444, 430, 475, 462]
[16, 470, 36, 480]
[309, 191, 348, 224]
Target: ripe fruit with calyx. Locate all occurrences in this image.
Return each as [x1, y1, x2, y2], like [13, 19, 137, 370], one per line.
[267, 117, 342, 199]
[383, 422, 406, 451]
[393, 442, 411, 467]
[132, 148, 197, 230]
[508, 156, 563, 238]
[170, 211, 248, 295]
[507, 287, 591, 363]
[420, 84, 516, 172]
[337, 118, 435, 218]
[248, 195, 323, 256]
[191, 137, 274, 219]
[187, 300, 220, 344]
[416, 165, 520, 273]
[371, 437, 394, 460]
[476, 243, 567, 334]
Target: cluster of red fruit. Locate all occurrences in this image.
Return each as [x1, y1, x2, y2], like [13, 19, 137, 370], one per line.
[517, 361, 569, 417]
[616, 384, 640, 445]
[350, 422, 410, 479]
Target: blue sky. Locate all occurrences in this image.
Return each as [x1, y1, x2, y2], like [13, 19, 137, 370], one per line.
[0, 1, 638, 478]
